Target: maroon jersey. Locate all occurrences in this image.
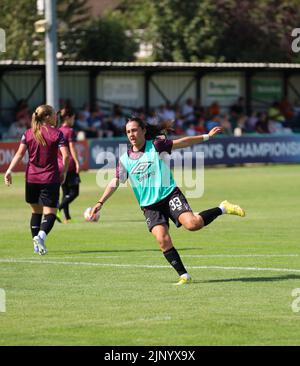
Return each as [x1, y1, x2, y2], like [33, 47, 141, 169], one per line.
[21, 126, 66, 184]
[116, 138, 173, 182]
[58, 125, 76, 172]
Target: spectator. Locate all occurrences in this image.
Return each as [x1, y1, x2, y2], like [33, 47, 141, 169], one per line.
[233, 115, 247, 136]
[5, 118, 28, 140]
[111, 105, 126, 136]
[279, 96, 294, 121]
[255, 112, 270, 134]
[194, 117, 206, 134]
[15, 99, 31, 128]
[208, 101, 220, 119]
[220, 113, 233, 135]
[230, 97, 245, 117]
[246, 111, 259, 132]
[173, 106, 185, 135]
[181, 98, 195, 126]
[74, 111, 97, 138]
[87, 108, 103, 138]
[185, 124, 197, 136]
[80, 102, 91, 121]
[268, 101, 285, 123]
[206, 115, 221, 132]
[147, 109, 159, 126]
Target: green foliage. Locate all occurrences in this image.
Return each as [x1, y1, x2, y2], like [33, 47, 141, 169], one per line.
[119, 0, 300, 62]
[77, 16, 138, 61]
[0, 0, 41, 60]
[0, 0, 138, 61]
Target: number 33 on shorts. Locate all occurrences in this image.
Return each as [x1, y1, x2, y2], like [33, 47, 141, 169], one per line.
[169, 197, 182, 211]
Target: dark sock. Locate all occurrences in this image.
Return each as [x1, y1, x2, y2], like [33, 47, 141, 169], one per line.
[41, 214, 56, 235]
[30, 213, 42, 238]
[199, 207, 222, 226]
[63, 205, 70, 220]
[163, 247, 187, 276]
[59, 186, 79, 220]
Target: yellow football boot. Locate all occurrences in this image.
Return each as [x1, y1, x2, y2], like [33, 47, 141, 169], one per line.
[220, 200, 245, 217]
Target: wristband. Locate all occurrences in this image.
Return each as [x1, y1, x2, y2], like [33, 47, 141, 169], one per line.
[203, 134, 209, 141]
[6, 169, 12, 175]
[97, 201, 104, 205]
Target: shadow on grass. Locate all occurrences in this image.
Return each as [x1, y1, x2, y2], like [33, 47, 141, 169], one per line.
[53, 247, 202, 254]
[198, 274, 300, 283]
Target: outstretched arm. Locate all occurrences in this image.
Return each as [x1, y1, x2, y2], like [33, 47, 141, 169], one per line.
[172, 126, 222, 150]
[4, 143, 27, 186]
[90, 177, 120, 218]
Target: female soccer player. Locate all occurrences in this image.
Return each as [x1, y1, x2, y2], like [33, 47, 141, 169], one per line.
[4, 105, 69, 255]
[56, 108, 81, 224]
[90, 117, 245, 285]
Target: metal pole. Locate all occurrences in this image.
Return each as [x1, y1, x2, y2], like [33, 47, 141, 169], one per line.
[45, 0, 59, 110]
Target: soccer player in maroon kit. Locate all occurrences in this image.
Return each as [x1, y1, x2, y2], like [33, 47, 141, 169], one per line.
[4, 105, 69, 255]
[56, 108, 81, 224]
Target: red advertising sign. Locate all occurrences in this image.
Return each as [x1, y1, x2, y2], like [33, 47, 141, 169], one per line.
[0, 140, 90, 173]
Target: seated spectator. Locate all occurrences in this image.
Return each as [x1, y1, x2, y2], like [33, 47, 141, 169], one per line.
[185, 124, 197, 136]
[233, 115, 247, 136]
[136, 107, 146, 121]
[111, 105, 126, 136]
[220, 113, 233, 135]
[268, 101, 285, 123]
[5, 118, 28, 140]
[279, 96, 294, 121]
[208, 101, 220, 119]
[80, 102, 91, 121]
[87, 108, 103, 138]
[246, 111, 259, 132]
[75, 111, 97, 138]
[230, 97, 245, 117]
[206, 115, 221, 132]
[194, 117, 206, 134]
[181, 98, 195, 126]
[147, 109, 159, 126]
[15, 99, 31, 128]
[173, 106, 185, 135]
[255, 112, 270, 134]
[159, 101, 176, 122]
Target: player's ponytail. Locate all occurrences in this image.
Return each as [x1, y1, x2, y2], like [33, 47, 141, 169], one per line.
[126, 117, 174, 140]
[31, 105, 55, 146]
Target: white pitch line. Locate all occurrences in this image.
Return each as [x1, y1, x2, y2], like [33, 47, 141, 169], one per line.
[1, 258, 300, 274]
[18, 254, 298, 261]
[181, 254, 299, 258]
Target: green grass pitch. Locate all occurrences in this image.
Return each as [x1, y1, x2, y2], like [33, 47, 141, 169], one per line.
[1, 165, 300, 345]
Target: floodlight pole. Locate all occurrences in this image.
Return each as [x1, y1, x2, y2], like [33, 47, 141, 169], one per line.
[45, 0, 59, 110]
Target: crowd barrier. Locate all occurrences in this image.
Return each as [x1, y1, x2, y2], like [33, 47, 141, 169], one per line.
[1, 135, 300, 173]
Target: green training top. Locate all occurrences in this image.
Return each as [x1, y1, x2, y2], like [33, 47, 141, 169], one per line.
[120, 140, 177, 207]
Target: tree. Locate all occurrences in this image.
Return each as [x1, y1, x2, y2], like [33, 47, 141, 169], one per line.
[0, 0, 137, 61]
[0, 0, 41, 60]
[77, 15, 138, 61]
[117, 0, 300, 62]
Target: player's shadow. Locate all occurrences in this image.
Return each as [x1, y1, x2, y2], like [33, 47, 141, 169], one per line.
[60, 247, 201, 254]
[198, 274, 300, 283]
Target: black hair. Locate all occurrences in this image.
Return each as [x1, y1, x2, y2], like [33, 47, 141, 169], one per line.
[57, 107, 75, 125]
[126, 116, 174, 140]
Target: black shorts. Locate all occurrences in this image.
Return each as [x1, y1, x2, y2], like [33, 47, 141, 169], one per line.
[25, 182, 60, 208]
[142, 189, 193, 232]
[62, 171, 81, 188]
